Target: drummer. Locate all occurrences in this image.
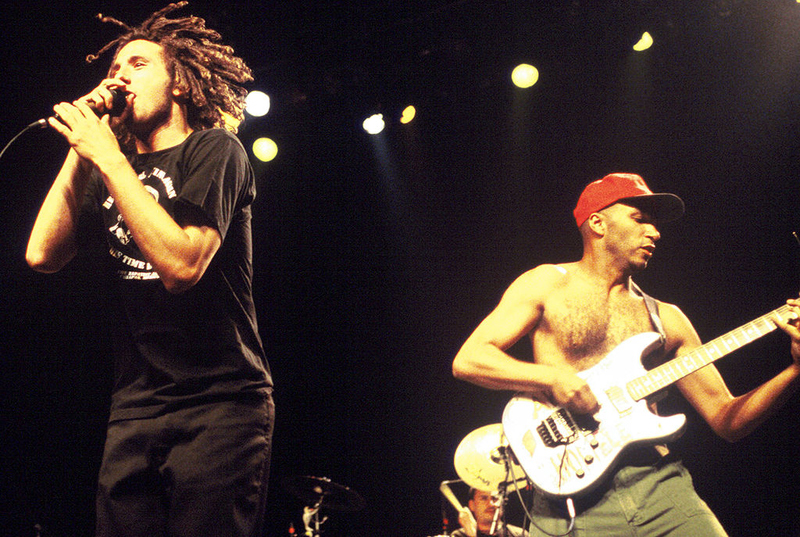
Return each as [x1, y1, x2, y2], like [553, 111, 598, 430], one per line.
[452, 488, 523, 537]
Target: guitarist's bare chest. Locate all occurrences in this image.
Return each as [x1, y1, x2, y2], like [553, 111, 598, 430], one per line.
[542, 289, 653, 369]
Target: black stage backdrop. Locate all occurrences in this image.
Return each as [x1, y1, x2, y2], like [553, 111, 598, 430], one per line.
[2, 2, 800, 536]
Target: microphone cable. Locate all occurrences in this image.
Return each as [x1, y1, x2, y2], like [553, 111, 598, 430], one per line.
[0, 119, 48, 163]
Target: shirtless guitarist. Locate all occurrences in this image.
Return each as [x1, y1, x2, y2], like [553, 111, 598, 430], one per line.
[452, 173, 800, 537]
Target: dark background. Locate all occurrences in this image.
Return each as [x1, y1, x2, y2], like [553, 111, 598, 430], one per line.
[2, 1, 800, 536]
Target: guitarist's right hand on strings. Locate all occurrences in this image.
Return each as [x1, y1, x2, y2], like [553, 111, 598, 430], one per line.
[549, 371, 599, 414]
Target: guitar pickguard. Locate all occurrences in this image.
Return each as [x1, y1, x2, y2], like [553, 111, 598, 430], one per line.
[502, 332, 686, 498]
[502, 302, 791, 498]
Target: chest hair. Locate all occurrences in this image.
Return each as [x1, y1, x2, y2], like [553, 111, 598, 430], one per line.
[549, 289, 654, 369]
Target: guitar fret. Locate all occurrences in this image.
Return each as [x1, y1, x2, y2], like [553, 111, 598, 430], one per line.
[626, 303, 790, 402]
[627, 381, 641, 400]
[663, 364, 677, 381]
[649, 377, 664, 392]
[731, 330, 746, 344]
[657, 374, 670, 390]
[754, 317, 775, 334]
[667, 367, 680, 380]
[727, 331, 744, 350]
[628, 380, 643, 400]
[692, 346, 708, 366]
[774, 306, 794, 324]
[691, 348, 708, 371]
[649, 368, 665, 389]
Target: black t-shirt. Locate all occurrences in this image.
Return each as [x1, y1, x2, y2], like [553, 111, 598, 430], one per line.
[450, 527, 523, 537]
[82, 128, 272, 421]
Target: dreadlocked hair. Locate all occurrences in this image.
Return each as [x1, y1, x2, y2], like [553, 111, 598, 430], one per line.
[87, 2, 253, 140]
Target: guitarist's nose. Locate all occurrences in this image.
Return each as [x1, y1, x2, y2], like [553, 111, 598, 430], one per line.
[645, 224, 661, 242]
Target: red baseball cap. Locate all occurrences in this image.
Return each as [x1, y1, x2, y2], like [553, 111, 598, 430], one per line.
[573, 173, 684, 227]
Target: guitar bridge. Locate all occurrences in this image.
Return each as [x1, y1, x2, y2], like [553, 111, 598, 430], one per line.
[537, 409, 581, 447]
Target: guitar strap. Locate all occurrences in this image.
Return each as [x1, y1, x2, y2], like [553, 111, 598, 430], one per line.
[630, 280, 666, 346]
[630, 280, 672, 448]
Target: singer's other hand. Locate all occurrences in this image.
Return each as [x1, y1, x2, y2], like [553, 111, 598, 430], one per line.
[78, 77, 128, 116]
[48, 100, 122, 166]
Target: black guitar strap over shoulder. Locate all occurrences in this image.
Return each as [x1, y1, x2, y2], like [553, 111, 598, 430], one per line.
[630, 280, 672, 410]
[630, 280, 666, 346]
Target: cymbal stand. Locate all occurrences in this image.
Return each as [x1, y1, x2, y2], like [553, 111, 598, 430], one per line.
[489, 444, 521, 536]
[302, 498, 328, 537]
[489, 480, 507, 536]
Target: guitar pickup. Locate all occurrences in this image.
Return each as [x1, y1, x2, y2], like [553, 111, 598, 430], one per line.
[605, 386, 632, 416]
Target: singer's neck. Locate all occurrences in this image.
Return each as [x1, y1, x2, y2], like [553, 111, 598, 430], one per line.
[134, 111, 194, 154]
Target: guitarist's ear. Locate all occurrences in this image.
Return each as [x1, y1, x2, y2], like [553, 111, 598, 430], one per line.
[587, 212, 606, 237]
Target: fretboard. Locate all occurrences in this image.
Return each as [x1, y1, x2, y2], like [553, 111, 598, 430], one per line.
[627, 304, 794, 401]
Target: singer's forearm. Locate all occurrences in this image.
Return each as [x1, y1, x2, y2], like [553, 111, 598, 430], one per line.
[26, 150, 91, 272]
[95, 153, 220, 293]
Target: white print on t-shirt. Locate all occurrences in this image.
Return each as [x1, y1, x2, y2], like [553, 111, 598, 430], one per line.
[147, 167, 177, 199]
[101, 167, 176, 210]
[109, 245, 154, 271]
[103, 166, 177, 281]
[105, 168, 177, 247]
[145, 185, 160, 203]
[109, 214, 131, 245]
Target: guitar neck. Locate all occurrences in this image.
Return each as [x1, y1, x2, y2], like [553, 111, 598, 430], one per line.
[627, 304, 793, 401]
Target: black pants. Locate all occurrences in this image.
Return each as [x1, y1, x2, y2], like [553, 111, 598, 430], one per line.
[96, 396, 274, 537]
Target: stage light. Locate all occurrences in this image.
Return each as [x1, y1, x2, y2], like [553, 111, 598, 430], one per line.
[511, 64, 539, 89]
[252, 137, 278, 162]
[245, 91, 271, 117]
[400, 105, 416, 124]
[363, 114, 385, 135]
[633, 32, 653, 51]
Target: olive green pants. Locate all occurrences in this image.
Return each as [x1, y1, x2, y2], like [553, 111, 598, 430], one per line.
[527, 459, 728, 537]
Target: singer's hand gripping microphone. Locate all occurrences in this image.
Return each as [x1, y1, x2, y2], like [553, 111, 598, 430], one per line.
[38, 87, 128, 127]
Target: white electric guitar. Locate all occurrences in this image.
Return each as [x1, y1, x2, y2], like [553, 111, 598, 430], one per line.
[502, 303, 795, 499]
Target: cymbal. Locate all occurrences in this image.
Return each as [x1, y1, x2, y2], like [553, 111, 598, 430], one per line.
[284, 475, 366, 512]
[454, 423, 527, 491]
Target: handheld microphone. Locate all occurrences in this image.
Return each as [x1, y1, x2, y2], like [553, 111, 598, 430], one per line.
[36, 88, 128, 127]
[0, 89, 129, 163]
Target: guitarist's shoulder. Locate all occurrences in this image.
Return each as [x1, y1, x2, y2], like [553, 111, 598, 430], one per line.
[511, 263, 572, 289]
[648, 295, 688, 320]
[501, 264, 574, 306]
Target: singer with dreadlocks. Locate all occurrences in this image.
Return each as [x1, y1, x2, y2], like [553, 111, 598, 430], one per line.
[26, 3, 273, 536]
